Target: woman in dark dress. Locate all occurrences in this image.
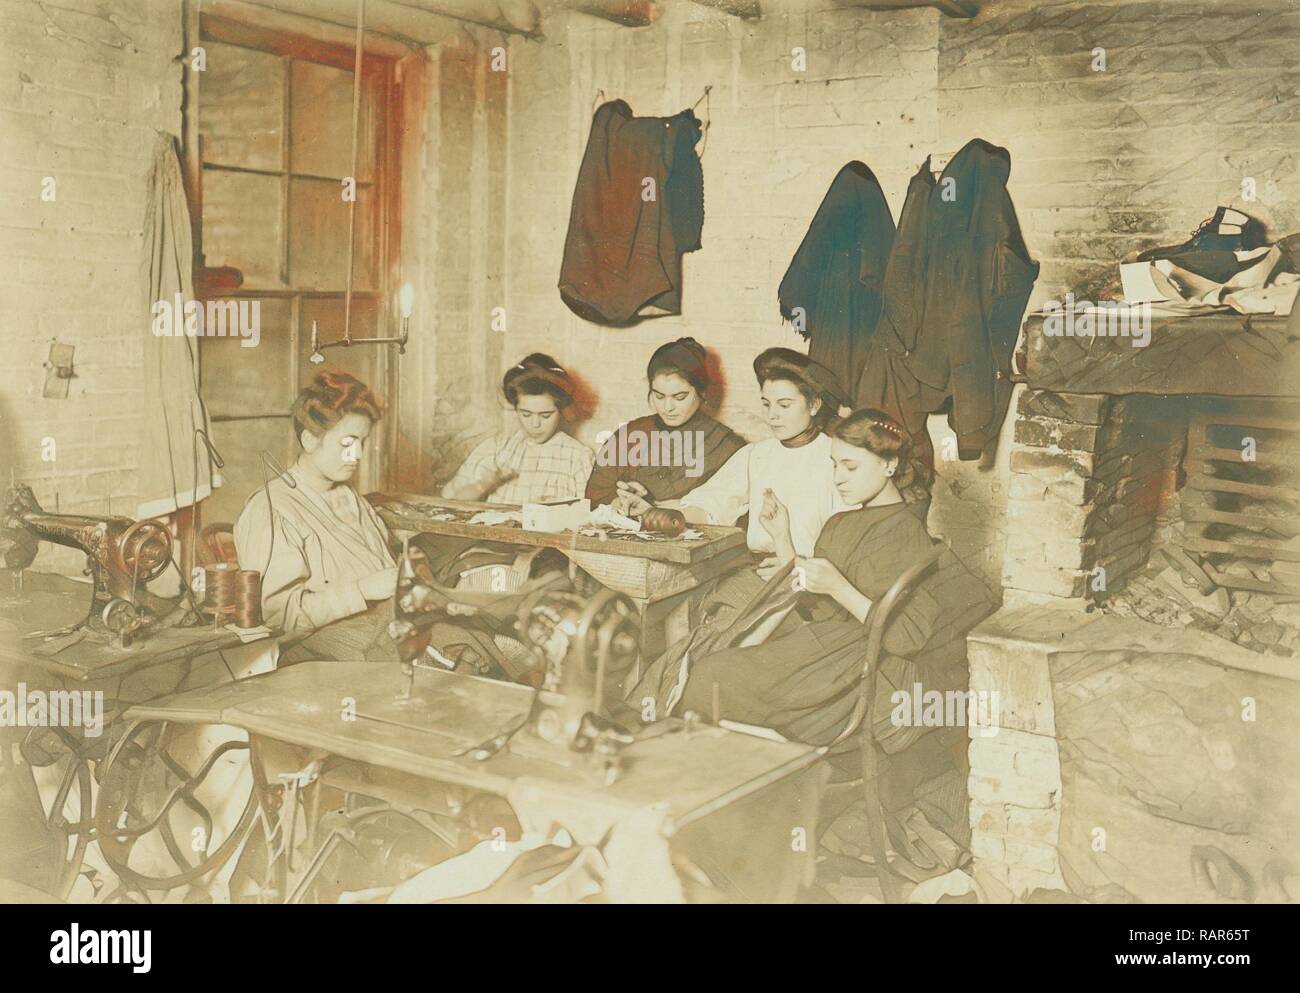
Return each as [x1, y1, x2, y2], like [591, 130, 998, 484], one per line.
[631, 408, 998, 852]
[585, 338, 745, 507]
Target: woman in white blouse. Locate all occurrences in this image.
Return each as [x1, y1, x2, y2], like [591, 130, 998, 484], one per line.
[442, 354, 594, 505]
[617, 347, 855, 576]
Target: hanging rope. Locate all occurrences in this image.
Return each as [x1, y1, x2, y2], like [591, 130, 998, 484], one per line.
[342, 0, 366, 342]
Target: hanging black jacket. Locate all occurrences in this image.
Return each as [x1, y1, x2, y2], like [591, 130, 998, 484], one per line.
[558, 100, 704, 325]
[778, 162, 895, 387]
[857, 139, 1038, 469]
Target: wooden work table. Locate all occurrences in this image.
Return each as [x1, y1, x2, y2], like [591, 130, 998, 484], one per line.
[369, 492, 752, 655]
[0, 572, 274, 684]
[125, 660, 827, 901]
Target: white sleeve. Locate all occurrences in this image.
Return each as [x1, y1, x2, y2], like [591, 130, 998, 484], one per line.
[234, 490, 367, 633]
[677, 444, 752, 526]
[442, 435, 500, 499]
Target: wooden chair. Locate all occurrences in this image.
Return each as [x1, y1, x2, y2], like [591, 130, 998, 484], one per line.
[198, 524, 239, 567]
[820, 543, 946, 903]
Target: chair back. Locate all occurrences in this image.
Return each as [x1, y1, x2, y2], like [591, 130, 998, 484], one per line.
[824, 541, 945, 904]
[198, 524, 239, 567]
[830, 543, 945, 748]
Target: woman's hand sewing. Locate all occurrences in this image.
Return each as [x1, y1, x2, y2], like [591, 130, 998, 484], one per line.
[794, 556, 873, 623]
[613, 480, 654, 518]
[758, 488, 796, 567]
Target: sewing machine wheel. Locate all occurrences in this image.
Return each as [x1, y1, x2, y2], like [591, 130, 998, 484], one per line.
[114, 520, 172, 584]
[101, 598, 137, 633]
[93, 719, 259, 895]
[574, 590, 641, 696]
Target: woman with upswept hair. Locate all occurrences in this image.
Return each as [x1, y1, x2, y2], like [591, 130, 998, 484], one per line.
[629, 408, 997, 858]
[442, 353, 594, 505]
[615, 346, 853, 567]
[234, 370, 398, 664]
[585, 337, 745, 507]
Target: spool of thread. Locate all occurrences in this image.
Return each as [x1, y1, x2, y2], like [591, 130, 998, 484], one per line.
[203, 563, 263, 628]
[233, 570, 263, 628]
[641, 507, 687, 537]
[203, 563, 239, 614]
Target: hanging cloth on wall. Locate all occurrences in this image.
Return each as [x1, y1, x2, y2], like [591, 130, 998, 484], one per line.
[778, 161, 895, 390]
[558, 100, 704, 325]
[137, 131, 219, 520]
[856, 138, 1039, 491]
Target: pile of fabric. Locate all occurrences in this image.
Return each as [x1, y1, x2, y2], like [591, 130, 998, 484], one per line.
[1120, 206, 1300, 317]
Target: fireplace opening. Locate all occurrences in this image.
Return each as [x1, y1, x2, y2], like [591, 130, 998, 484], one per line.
[1101, 398, 1300, 659]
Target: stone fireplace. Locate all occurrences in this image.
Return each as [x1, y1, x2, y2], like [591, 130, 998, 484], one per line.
[966, 309, 1300, 902]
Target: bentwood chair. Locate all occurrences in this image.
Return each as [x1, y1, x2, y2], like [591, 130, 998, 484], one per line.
[198, 523, 239, 567]
[818, 543, 946, 903]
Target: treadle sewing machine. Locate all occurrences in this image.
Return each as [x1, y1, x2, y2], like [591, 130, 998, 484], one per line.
[0, 484, 281, 902]
[388, 538, 646, 778]
[107, 557, 827, 904]
[3, 483, 173, 648]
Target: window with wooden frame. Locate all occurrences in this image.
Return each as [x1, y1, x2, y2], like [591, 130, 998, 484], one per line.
[188, 11, 404, 525]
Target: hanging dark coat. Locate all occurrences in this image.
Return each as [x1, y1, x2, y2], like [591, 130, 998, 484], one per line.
[558, 100, 704, 325]
[856, 139, 1039, 483]
[778, 162, 895, 390]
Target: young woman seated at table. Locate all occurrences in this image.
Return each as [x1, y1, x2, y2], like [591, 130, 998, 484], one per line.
[442, 354, 594, 505]
[632, 409, 999, 859]
[585, 337, 745, 507]
[615, 346, 853, 568]
[234, 371, 397, 664]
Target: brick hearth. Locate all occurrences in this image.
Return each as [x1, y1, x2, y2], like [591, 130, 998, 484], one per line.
[968, 605, 1300, 901]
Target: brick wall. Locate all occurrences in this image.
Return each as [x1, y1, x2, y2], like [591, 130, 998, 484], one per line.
[484, 0, 1300, 588]
[0, 0, 182, 575]
[501, 0, 939, 447]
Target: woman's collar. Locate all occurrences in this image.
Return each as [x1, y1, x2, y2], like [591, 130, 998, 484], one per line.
[778, 423, 821, 449]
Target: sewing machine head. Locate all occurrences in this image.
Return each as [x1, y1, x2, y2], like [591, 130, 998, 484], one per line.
[515, 588, 640, 748]
[385, 537, 641, 775]
[4, 483, 173, 647]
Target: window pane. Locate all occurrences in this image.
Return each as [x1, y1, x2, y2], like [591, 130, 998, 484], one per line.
[202, 168, 285, 288]
[288, 177, 376, 291]
[290, 60, 376, 181]
[200, 297, 294, 418]
[200, 43, 284, 172]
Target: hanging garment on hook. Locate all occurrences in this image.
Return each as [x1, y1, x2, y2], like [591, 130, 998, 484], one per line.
[856, 139, 1039, 492]
[559, 100, 704, 325]
[778, 161, 895, 390]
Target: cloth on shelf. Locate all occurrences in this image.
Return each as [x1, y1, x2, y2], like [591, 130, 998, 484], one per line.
[855, 139, 1039, 484]
[1122, 241, 1300, 317]
[1122, 214, 1300, 317]
[779, 161, 895, 389]
[558, 100, 704, 325]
